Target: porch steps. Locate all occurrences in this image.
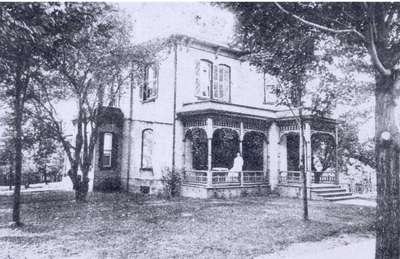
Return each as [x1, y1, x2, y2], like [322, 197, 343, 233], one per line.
[311, 185, 354, 201]
[310, 184, 339, 189]
[311, 188, 346, 194]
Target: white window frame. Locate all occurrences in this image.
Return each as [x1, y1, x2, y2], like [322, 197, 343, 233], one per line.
[141, 129, 154, 170]
[215, 64, 230, 102]
[102, 133, 113, 168]
[196, 59, 212, 99]
[142, 64, 159, 102]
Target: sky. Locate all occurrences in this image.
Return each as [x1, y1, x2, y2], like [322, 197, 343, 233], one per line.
[118, 2, 235, 44]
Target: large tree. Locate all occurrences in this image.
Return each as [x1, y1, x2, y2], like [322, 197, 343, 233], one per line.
[29, 3, 133, 202]
[0, 2, 59, 226]
[31, 4, 164, 202]
[0, 2, 132, 222]
[224, 3, 400, 258]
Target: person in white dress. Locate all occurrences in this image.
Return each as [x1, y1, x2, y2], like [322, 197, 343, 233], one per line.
[228, 153, 243, 180]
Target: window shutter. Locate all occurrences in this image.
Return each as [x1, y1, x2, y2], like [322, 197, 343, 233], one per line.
[153, 66, 159, 96]
[140, 68, 145, 100]
[213, 64, 218, 98]
[195, 60, 200, 96]
[98, 132, 105, 169]
[219, 66, 224, 99]
[111, 133, 119, 169]
[223, 67, 230, 102]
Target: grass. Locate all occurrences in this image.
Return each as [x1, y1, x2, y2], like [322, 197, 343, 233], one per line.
[0, 191, 375, 258]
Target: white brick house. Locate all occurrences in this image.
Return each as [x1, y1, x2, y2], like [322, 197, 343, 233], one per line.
[92, 35, 340, 199]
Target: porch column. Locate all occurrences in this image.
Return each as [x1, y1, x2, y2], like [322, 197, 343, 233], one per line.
[183, 138, 193, 170]
[304, 123, 312, 171]
[206, 118, 213, 187]
[239, 122, 244, 154]
[334, 125, 339, 185]
[268, 122, 280, 189]
[304, 122, 312, 186]
[263, 137, 268, 183]
[183, 138, 186, 171]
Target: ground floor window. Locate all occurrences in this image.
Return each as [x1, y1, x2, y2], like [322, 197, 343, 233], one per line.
[100, 132, 113, 169]
[141, 129, 154, 170]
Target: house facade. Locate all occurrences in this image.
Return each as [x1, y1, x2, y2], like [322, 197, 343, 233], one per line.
[92, 35, 340, 199]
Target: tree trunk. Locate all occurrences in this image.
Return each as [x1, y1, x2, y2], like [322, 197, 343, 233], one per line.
[12, 82, 23, 227]
[44, 165, 48, 185]
[375, 74, 400, 259]
[299, 110, 309, 221]
[74, 177, 89, 202]
[8, 163, 13, 191]
[68, 168, 89, 203]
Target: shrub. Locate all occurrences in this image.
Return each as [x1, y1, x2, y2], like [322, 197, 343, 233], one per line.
[161, 168, 182, 198]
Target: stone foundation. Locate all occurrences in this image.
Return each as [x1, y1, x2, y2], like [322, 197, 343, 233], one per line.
[121, 178, 165, 195]
[277, 184, 312, 199]
[181, 184, 270, 199]
[93, 170, 121, 192]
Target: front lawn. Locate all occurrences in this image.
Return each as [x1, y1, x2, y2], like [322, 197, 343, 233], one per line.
[0, 192, 375, 258]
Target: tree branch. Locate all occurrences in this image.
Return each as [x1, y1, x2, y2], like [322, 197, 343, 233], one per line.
[366, 17, 392, 76]
[274, 2, 367, 42]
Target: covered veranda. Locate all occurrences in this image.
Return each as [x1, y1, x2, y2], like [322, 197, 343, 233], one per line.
[180, 113, 271, 189]
[277, 117, 339, 186]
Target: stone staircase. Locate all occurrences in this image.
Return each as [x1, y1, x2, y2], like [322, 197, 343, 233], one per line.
[310, 184, 354, 201]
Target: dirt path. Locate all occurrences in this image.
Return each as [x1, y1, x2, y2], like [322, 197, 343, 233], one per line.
[256, 234, 374, 259]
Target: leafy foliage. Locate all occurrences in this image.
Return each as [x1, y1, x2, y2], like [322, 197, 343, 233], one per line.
[161, 168, 182, 198]
[337, 111, 376, 170]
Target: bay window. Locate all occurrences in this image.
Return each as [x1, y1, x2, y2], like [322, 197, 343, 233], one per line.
[101, 133, 113, 168]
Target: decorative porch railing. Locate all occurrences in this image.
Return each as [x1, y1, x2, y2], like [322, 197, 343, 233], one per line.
[311, 171, 336, 184]
[243, 171, 267, 184]
[183, 170, 208, 185]
[183, 170, 268, 186]
[278, 170, 337, 185]
[278, 170, 302, 184]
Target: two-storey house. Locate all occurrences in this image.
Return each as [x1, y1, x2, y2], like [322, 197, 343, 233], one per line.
[92, 35, 342, 199]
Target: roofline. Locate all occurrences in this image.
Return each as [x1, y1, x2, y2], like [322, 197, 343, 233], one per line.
[182, 100, 278, 113]
[169, 34, 248, 57]
[276, 115, 341, 124]
[177, 109, 273, 121]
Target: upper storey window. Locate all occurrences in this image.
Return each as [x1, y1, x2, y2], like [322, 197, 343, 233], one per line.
[196, 60, 212, 98]
[195, 60, 230, 102]
[263, 74, 277, 104]
[142, 64, 159, 102]
[214, 64, 230, 101]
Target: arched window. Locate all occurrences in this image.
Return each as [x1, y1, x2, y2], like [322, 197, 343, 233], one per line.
[141, 129, 154, 169]
[215, 64, 230, 102]
[195, 59, 212, 98]
[142, 64, 158, 101]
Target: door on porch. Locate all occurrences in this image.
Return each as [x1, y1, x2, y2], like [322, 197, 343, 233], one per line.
[286, 134, 299, 171]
